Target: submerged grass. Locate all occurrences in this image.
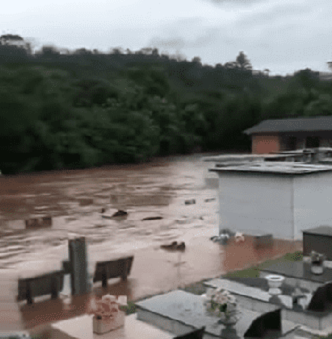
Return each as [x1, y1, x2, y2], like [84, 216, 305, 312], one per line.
[223, 250, 303, 279]
[180, 279, 210, 295]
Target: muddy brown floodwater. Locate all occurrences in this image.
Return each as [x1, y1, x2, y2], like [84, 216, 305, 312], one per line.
[0, 154, 219, 270]
[0, 153, 302, 332]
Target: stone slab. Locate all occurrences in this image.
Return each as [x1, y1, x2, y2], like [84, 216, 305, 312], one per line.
[205, 278, 332, 331]
[136, 290, 298, 339]
[48, 314, 173, 339]
[204, 278, 312, 310]
[261, 261, 332, 284]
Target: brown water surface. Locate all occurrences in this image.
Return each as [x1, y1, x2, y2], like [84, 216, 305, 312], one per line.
[0, 154, 302, 332]
[0, 154, 221, 330]
[0, 154, 219, 271]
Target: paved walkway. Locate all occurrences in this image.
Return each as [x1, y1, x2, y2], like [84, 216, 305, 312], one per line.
[2, 233, 302, 334]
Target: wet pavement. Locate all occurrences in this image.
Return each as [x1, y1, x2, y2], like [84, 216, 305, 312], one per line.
[0, 154, 302, 332]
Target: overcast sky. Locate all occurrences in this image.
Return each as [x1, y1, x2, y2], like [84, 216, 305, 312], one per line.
[2, 0, 332, 75]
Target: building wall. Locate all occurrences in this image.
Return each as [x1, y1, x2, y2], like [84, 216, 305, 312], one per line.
[251, 132, 332, 154]
[293, 172, 332, 239]
[218, 172, 294, 239]
[252, 135, 280, 154]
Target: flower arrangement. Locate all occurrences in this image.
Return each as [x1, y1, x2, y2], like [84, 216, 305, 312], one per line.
[203, 287, 239, 321]
[88, 294, 127, 320]
[88, 295, 127, 334]
[310, 251, 325, 265]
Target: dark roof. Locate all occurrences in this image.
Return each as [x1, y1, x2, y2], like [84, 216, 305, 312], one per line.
[244, 116, 332, 135]
[302, 226, 332, 237]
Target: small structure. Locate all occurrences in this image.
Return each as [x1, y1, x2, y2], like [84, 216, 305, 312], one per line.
[302, 226, 332, 260]
[210, 162, 332, 239]
[244, 116, 332, 154]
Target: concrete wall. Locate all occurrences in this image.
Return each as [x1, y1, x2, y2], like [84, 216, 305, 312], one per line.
[293, 172, 332, 239]
[218, 172, 294, 239]
[252, 135, 281, 154]
[250, 132, 332, 154]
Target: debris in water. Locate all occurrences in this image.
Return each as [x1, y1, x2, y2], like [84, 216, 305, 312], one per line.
[142, 216, 163, 221]
[161, 241, 178, 250]
[112, 210, 128, 217]
[160, 241, 186, 251]
[185, 199, 196, 205]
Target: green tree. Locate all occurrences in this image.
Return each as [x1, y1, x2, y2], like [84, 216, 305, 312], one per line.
[235, 51, 252, 71]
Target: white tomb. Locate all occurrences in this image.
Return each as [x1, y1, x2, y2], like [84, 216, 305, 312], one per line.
[210, 162, 332, 240]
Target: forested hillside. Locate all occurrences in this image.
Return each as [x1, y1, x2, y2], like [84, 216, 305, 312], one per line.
[1, 35, 332, 174]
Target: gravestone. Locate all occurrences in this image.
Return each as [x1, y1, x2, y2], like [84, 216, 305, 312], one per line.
[307, 282, 332, 312]
[68, 237, 91, 295]
[244, 309, 282, 338]
[173, 326, 205, 339]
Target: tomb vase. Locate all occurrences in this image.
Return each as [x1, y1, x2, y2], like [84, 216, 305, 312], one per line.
[218, 314, 238, 327]
[217, 308, 240, 327]
[93, 311, 125, 334]
[311, 262, 324, 275]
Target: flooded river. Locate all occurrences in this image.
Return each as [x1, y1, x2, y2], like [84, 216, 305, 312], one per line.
[0, 154, 219, 276]
[0, 153, 303, 332]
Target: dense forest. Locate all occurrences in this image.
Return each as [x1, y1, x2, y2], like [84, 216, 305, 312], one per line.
[0, 34, 332, 174]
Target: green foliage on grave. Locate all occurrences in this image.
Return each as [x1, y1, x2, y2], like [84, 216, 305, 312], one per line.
[120, 300, 137, 315]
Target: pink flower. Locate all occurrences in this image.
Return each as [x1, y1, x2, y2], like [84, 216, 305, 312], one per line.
[88, 295, 121, 320]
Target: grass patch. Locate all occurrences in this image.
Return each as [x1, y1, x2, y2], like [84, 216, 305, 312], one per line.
[224, 266, 261, 278]
[120, 301, 136, 315]
[283, 251, 303, 262]
[181, 280, 209, 295]
[223, 251, 303, 279]
[180, 251, 305, 292]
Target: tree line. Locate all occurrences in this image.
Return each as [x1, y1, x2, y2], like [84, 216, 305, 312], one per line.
[0, 35, 331, 174]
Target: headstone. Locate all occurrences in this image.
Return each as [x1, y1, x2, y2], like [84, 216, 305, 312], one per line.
[173, 326, 205, 339]
[307, 282, 332, 312]
[244, 309, 282, 338]
[68, 237, 91, 295]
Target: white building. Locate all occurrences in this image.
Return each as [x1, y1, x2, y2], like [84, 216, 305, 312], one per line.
[210, 162, 332, 240]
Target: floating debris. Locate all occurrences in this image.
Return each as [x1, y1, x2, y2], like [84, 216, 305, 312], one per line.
[204, 198, 216, 203]
[112, 210, 128, 217]
[161, 241, 186, 251]
[142, 216, 163, 221]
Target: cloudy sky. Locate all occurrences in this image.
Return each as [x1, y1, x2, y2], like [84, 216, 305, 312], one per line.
[2, 0, 332, 75]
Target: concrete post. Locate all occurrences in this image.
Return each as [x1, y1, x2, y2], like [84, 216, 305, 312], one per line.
[68, 237, 91, 295]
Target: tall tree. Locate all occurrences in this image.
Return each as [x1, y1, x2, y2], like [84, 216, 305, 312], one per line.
[235, 51, 252, 71]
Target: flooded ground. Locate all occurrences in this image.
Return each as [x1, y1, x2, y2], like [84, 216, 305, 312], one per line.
[0, 153, 302, 332]
[0, 154, 219, 272]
